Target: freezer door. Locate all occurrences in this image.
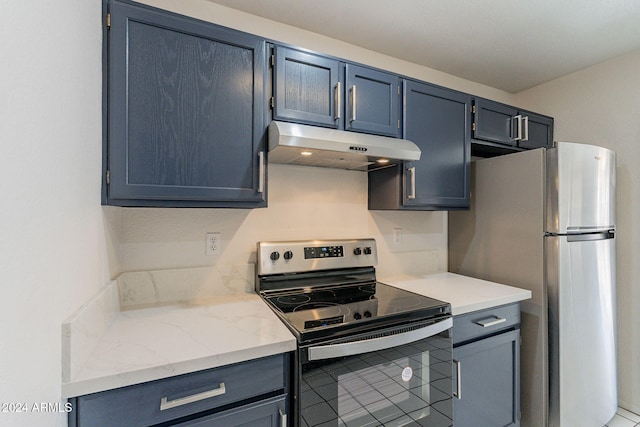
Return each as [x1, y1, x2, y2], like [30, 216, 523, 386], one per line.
[546, 142, 615, 234]
[546, 233, 617, 427]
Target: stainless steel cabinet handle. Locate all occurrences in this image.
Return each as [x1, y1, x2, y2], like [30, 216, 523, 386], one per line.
[512, 115, 523, 140]
[308, 317, 452, 361]
[279, 409, 287, 427]
[453, 360, 462, 399]
[334, 82, 341, 120]
[407, 167, 416, 199]
[522, 115, 529, 141]
[159, 383, 226, 411]
[258, 151, 265, 194]
[350, 85, 357, 122]
[475, 316, 507, 327]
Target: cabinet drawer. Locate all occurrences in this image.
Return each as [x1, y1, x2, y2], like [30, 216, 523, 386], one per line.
[174, 395, 287, 426]
[453, 303, 520, 345]
[74, 354, 286, 427]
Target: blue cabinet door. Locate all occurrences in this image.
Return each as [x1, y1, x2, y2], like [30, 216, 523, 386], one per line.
[368, 80, 470, 210]
[517, 110, 554, 150]
[453, 329, 521, 427]
[473, 98, 518, 146]
[105, 0, 267, 207]
[403, 81, 470, 208]
[345, 64, 401, 137]
[273, 46, 342, 129]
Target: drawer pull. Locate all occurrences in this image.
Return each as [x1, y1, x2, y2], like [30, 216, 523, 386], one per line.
[159, 383, 226, 411]
[475, 316, 507, 328]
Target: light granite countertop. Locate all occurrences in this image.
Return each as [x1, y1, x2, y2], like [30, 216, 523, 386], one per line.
[382, 272, 532, 315]
[61, 265, 296, 398]
[62, 268, 529, 399]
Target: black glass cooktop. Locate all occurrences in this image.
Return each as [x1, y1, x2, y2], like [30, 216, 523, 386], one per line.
[266, 282, 377, 313]
[263, 282, 450, 342]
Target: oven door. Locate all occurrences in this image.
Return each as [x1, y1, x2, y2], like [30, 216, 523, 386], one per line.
[296, 317, 453, 427]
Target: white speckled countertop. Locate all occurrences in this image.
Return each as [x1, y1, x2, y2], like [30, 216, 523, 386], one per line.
[382, 272, 532, 315]
[62, 268, 529, 399]
[61, 265, 296, 398]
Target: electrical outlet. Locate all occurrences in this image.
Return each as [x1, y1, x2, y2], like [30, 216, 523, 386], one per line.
[393, 227, 403, 245]
[205, 232, 221, 256]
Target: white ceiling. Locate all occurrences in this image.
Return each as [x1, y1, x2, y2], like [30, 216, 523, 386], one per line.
[207, 0, 640, 93]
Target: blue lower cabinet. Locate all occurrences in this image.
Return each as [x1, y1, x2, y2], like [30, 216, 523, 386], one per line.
[452, 304, 521, 427]
[104, 0, 267, 207]
[67, 354, 289, 427]
[174, 396, 287, 427]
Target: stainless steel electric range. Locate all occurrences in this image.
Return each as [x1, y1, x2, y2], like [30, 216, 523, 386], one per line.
[256, 239, 454, 427]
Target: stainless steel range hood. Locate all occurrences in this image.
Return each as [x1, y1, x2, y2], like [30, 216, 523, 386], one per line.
[267, 121, 421, 171]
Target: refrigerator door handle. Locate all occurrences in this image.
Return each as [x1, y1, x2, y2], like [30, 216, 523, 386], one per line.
[566, 231, 615, 242]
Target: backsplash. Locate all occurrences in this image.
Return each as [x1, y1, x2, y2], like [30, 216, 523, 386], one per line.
[107, 164, 448, 280]
[62, 282, 120, 384]
[118, 264, 255, 309]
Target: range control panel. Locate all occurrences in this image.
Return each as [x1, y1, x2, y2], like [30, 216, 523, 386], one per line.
[304, 245, 344, 259]
[257, 239, 377, 276]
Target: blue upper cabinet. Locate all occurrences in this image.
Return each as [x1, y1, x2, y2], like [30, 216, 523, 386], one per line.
[272, 46, 401, 137]
[345, 64, 401, 137]
[473, 99, 518, 146]
[368, 81, 471, 210]
[104, 0, 267, 207]
[272, 46, 342, 129]
[516, 110, 554, 150]
[472, 98, 553, 155]
[403, 81, 470, 208]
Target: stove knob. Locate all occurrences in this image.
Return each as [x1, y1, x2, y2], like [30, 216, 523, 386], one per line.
[353, 312, 362, 320]
[270, 251, 280, 261]
[364, 311, 372, 318]
[284, 250, 293, 260]
[353, 247, 362, 255]
[363, 247, 372, 255]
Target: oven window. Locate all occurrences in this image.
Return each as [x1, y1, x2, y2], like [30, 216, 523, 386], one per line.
[300, 332, 453, 427]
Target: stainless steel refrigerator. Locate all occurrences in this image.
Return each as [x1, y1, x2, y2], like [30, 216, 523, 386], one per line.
[449, 142, 616, 427]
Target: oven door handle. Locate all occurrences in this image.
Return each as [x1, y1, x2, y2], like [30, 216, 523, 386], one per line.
[307, 317, 452, 361]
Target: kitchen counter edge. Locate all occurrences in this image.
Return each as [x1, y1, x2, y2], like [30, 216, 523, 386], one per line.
[382, 272, 532, 315]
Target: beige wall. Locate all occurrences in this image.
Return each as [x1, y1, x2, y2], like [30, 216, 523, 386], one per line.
[115, 165, 449, 279]
[516, 50, 640, 413]
[139, 0, 516, 103]
[0, 0, 107, 425]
